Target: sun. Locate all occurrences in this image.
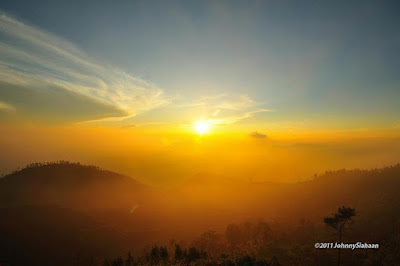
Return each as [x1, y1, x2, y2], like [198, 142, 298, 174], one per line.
[194, 120, 211, 135]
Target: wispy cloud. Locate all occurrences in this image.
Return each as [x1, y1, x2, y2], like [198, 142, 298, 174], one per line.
[0, 101, 15, 113]
[0, 12, 271, 127]
[0, 12, 168, 122]
[215, 94, 254, 110]
[175, 93, 228, 108]
[173, 93, 272, 126]
[215, 108, 272, 125]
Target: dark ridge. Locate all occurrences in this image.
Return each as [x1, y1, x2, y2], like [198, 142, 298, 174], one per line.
[1, 160, 145, 186]
[309, 163, 400, 182]
[4, 161, 123, 180]
[0, 161, 150, 210]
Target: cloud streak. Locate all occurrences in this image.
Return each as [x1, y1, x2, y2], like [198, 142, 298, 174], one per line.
[0, 101, 15, 113]
[0, 12, 271, 127]
[173, 93, 273, 126]
[0, 12, 168, 122]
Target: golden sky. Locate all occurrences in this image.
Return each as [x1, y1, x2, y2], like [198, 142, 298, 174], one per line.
[0, 2, 399, 183]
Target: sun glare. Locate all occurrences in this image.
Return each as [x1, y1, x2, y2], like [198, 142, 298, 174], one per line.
[194, 120, 211, 135]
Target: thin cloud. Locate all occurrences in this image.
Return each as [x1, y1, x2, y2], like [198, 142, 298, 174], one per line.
[208, 108, 273, 126]
[0, 13, 271, 127]
[215, 94, 254, 110]
[174, 93, 228, 108]
[0, 101, 15, 113]
[0, 12, 168, 122]
[250, 131, 267, 139]
[121, 122, 173, 128]
[172, 93, 272, 125]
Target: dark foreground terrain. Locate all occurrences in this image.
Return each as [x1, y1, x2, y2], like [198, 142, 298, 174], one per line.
[1, 162, 400, 265]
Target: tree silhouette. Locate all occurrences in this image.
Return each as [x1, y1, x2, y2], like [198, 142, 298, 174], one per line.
[150, 246, 160, 263]
[110, 257, 123, 266]
[225, 223, 242, 247]
[193, 230, 223, 257]
[125, 252, 134, 266]
[324, 206, 356, 266]
[174, 244, 183, 262]
[159, 246, 169, 262]
[187, 247, 201, 263]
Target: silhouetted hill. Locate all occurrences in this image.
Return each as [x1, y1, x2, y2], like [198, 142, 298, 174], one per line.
[0, 162, 164, 266]
[282, 163, 400, 220]
[0, 161, 149, 211]
[169, 164, 400, 225]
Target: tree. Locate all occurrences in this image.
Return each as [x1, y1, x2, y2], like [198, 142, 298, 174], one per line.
[226, 223, 242, 247]
[125, 252, 134, 266]
[159, 246, 169, 262]
[187, 247, 201, 263]
[150, 246, 160, 263]
[193, 230, 223, 256]
[174, 244, 183, 262]
[324, 206, 356, 266]
[253, 221, 271, 246]
[111, 257, 123, 266]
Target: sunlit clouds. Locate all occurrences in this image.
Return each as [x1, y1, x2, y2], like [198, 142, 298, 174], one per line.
[0, 12, 272, 128]
[0, 101, 15, 113]
[171, 93, 272, 129]
[0, 13, 167, 122]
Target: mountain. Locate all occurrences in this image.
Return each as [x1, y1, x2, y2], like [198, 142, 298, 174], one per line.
[0, 161, 149, 210]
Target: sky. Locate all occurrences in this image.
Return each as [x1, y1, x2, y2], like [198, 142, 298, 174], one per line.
[0, 0, 399, 183]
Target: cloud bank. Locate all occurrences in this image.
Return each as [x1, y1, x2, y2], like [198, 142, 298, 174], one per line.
[0, 13, 167, 123]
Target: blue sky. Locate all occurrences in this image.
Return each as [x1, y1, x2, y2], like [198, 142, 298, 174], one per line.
[0, 0, 399, 130]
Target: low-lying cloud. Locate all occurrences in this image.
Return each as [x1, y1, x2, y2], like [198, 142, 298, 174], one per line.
[250, 131, 267, 139]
